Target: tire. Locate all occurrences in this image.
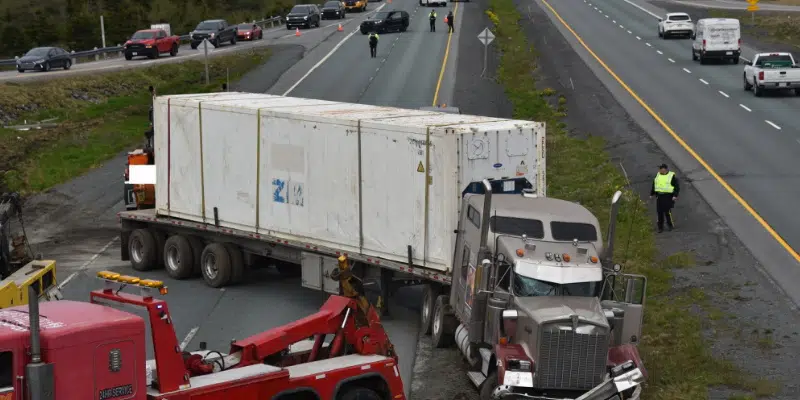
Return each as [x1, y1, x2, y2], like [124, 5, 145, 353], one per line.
[361, 29, 367, 35]
[753, 83, 762, 97]
[63, 60, 71, 70]
[223, 243, 245, 284]
[420, 284, 437, 335]
[699, 56, 706, 65]
[163, 235, 195, 279]
[213, 39, 220, 48]
[43, 62, 51, 72]
[170, 44, 178, 56]
[479, 371, 499, 400]
[186, 236, 204, 276]
[17, 68, 23, 73]
[287, 25, 292, 30]
[338, 386, 382, 400]
[743, 74, 752, 91]
[259, 32, 263, 39]
[431, 295, 457, 348]
[400, 24, 407, 32]
[231, 35, 237, 45]
[200, 243, 233, 288]
[691, 49, 697, 61]
[795, 88, 800, 96]
[191, 43, 198, 49]
[129, 229, 158, 271]
[732, 56, 739, 64]
[658, 29, 663, 38]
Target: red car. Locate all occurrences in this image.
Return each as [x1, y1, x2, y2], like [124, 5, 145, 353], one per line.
[123, 29, 180, 60]
[236, 23, 263, 40]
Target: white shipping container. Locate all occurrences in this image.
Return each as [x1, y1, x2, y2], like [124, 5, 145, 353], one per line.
[153, 93, 546, 273]
[150, 23, 172, 36]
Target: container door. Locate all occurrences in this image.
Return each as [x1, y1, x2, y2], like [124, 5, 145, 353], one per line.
[300, 253, 339, 295]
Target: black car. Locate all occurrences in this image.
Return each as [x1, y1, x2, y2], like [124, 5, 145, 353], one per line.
[16, 47, 72, 73]
[190, 19, 237, 49]
[359, 10, 409, 34]
[286, 5, 322, 29]
[321, 1, 346, 20]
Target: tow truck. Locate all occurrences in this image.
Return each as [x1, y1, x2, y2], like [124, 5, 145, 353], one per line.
[0, 192, 60, 308]
[0, 255, 404, 399]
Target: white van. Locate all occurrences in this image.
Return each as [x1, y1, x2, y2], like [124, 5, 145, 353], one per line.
[691, 18, 741, 64]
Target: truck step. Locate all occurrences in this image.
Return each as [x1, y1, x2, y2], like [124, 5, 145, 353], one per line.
[467, 371, 486, 388]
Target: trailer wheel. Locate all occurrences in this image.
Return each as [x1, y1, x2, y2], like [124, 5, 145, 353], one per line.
[200, 243, 233, 288]
[223, 243, 245, 284]
[186, 236, 204, 276]
[129, 229, 159, 271]
[163, 235, 195, 279]
[420, 284, 438, 335]
[338, 386, 382, 400]
[479, 371, 499, 400]
[432, 295, 456, 348]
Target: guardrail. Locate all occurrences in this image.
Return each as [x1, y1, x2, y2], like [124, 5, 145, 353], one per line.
[0, 16, 283, 67]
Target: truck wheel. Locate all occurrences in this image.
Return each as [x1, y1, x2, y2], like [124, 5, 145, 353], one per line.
[753, 83, 762, 97]
[479, 371, 499, 400]
[732, 56, 739, 64]
[170, 44, 178, 56]
[129, 229, 158, 271]
[191, 43, 199, 49]
[187, 236, 204, 276]
[420, 284, 438, 335]
[743, 74, 752, 91]
[338, 386, 382, 400]
[223, 243, 245, 284]
[164, 235, 195, 279]
[432, 295, 456, 348]
[200, 243, 233, 288]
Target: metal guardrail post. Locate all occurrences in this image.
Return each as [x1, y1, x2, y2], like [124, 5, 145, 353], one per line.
[71, 50, 76, 65]
[117, 44, 122, 58]
[94, 47, 99, 61]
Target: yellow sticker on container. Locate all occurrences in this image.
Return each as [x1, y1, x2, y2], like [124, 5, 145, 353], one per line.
[417, 161, 425, 173]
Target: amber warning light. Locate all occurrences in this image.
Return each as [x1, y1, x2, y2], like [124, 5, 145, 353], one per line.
[125, 165, 156, 185]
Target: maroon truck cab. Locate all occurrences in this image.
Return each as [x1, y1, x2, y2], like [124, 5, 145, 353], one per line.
[124, 29, 180, 60]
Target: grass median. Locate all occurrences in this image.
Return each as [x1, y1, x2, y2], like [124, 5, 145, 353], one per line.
[708, 9, 800, 48]
[486, 0, 778, 398]
[0, 48, 272, 194]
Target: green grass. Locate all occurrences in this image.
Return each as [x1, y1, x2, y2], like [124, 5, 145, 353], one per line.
[708, 9, 800, 48]
[486, 1, 779, 399]
[0, 48, 272, 194]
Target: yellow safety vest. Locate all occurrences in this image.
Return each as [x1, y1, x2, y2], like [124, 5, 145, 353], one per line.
[654, 171, 675, 194]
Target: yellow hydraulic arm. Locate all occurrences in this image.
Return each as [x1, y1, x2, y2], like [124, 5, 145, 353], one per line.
[0, 260, 62, 308]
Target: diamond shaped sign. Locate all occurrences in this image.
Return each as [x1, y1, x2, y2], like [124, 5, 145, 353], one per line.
[478, 28, 495, 46]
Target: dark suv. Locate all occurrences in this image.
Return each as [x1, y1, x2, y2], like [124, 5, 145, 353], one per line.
[321, 1, 347, 20]
[190, 19, 237, 49]
[359, 10, 409, 34]
[286, 5, 322, 29]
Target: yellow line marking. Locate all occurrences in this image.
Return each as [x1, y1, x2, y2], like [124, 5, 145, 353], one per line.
[433, 2, 459, 106]
[538, 0, 800, 264]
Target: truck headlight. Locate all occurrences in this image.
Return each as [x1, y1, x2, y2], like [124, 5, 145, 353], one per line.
[507, 359, 532, 371]
[304, 15, 308, 20]
[210, 32, 215, 37]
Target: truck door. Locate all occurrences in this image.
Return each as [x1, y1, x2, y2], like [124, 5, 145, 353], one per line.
[601, 272, 647, 346]
[0, 350, 15, 399]
[451, 197, 484, 322]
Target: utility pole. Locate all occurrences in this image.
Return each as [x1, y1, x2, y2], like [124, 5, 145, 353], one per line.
[100, 15, 107, 58]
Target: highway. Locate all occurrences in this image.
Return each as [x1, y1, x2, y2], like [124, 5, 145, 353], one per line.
[660, 0, 800, 11]
[23, 0, 464, 396]
[533, 0, 800, 305]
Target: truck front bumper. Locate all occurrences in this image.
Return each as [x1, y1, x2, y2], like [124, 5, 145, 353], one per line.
[492, 362, 645, 400]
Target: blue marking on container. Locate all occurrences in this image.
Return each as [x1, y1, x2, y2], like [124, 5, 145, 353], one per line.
[493, 163, 503, 168]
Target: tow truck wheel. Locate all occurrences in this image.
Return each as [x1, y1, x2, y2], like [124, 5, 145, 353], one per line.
[163, 235, 195, 279]
[223, 243, 245, 284]
[129, 229, 158, 271]
[338, 386, 382, 400]
[479, 371, 499, 400]
[200, 243, 233, 288]
[432, 294, 456, 348]
[420, 284, 437, 335]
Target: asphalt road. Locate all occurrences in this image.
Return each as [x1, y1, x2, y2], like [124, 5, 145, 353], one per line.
[20, 0, 465, 396]
[533, 0, 800, 306]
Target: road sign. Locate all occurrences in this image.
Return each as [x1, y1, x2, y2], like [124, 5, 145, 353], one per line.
[478, 28, 495, 46]
[202, 39, 217, 85]
[746, 0, 758, 4]
[747, 4, 759, 11]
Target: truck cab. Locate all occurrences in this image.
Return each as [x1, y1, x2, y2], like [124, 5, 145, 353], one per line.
[425, 183, 646, 399]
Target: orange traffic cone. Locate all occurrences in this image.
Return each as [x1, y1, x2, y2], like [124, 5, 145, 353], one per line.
[387, 0, 392, 3]
[295, 27, 301, 36]
[444, 17, 448, 24]
[337, 23, 344, 32]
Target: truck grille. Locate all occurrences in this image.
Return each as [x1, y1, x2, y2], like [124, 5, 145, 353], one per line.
[193, 34, 209, 40]
[127, 44, 146, 51]
[536, 328, 608, 390]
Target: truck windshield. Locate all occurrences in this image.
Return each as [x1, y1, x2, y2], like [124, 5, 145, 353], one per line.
[490, 216, 544, 238]
[196, 22, 219, 30]
[132, 31, 157, 39]
[550, 221, 598, 241]
[756, 55, 794, 68]
[513, 273, 599, 297]
[290, 5, 309, 13]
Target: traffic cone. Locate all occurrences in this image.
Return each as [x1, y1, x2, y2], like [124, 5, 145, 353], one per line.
[295, 27, 301, 36]
[387, 0, 392, 3]
[337, 23, 344, 32]
[444, 16, 448, 24]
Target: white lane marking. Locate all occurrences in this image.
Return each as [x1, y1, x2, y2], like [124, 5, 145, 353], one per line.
[636, 36, 641, 40]
[180, 327, 200, 351]
[683, 68, 691, 73]
[766, 120, 781, 130]
[668, 58, 675, 63]
[796, 139, 800, 145]
[740, 104, 752, 112]
[620, 0, 663, 19]
[718, 90, 729, 98]
[699, 78, 709, 84]
[282, 4, 386, 95]
[627, 30, 632, 34]
[613, 20, 617, 23]
[619, 24, 625, 28]
[657, 50, 663, 54]
[594, 6, 598, 9]
[645, 42, 652, 47]
[57, 236, 119, 290]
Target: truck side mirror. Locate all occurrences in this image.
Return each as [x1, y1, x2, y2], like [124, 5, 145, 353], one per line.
[624, 275, 647, 305]
[500, 309, 518, 338]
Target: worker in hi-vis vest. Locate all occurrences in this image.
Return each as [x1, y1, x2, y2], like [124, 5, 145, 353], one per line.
[368, 32, 379, 58]
[650, 163, 680, 233]
[429, 10, 437, 32]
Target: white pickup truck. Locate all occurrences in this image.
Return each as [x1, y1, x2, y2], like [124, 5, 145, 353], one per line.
[743, 52, 800, 97]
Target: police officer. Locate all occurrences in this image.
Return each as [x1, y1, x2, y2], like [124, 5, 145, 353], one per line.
[446, 10, 454, 33]
[429, 10, 437, 32]
[368, 31, 379, 58]
[650, 163, 680, 233]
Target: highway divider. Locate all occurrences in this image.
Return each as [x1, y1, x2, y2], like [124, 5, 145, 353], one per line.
[0, 17, 284, 67]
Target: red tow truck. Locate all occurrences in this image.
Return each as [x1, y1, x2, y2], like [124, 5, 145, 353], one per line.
[0, 256, 404, 399]
[123, 29, 181, 60]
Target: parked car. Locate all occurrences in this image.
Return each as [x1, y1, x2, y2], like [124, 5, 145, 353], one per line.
[16, 47, 72, 73]
[359, 10, 409, 34]
[236, 23, 263, 40]
[190, 19, 237, 49]
[344, 0, 368, 12]
[123, 29, 181, 60]
[286, 5, 322, 29]
[321, 1, 347, 19]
